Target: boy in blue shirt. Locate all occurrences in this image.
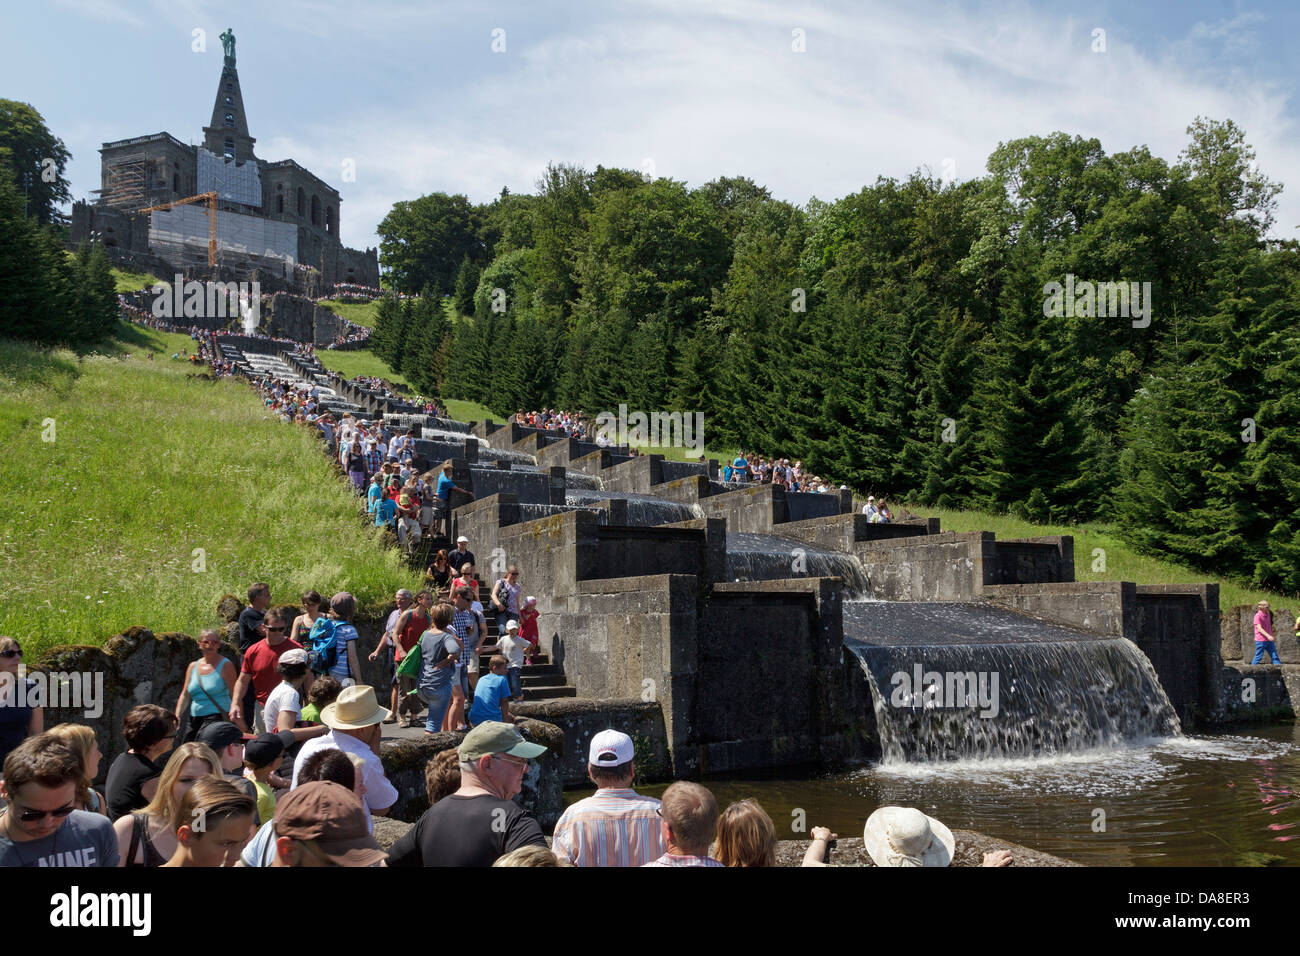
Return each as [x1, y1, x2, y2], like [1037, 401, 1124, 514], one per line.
[468, 656, 515, 726]
[374, 495, 397, 531]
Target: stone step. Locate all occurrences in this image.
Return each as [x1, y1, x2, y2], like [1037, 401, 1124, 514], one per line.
[521, 672, 566, 687]
[520, 685, 577, 700]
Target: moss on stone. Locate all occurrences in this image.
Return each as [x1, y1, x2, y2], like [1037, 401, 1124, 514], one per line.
[216, 594, 244, 622]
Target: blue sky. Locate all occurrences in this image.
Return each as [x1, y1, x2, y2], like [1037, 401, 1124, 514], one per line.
[4, 0, 1298, 251]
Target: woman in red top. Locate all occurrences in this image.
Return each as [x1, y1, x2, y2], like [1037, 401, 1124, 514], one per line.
[390, 589, 432, 728]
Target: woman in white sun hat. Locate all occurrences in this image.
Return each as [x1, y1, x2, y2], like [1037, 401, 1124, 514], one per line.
[860, 807, 1012, 867]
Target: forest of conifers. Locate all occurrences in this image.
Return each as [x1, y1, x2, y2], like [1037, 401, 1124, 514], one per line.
[368, 118, 1300, 593]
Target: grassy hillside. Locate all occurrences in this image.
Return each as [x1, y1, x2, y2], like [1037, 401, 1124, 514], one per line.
[317, 298, 380, 328]
[316, 348, 415, 389]
[0, 323, 420, 655]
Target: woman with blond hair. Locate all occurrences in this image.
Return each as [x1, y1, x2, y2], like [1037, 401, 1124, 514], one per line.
[46, 723, 107, 815]
[161, 777, 256, 868]
[112, 741, 222, 867]
[714, 798, 777, 867]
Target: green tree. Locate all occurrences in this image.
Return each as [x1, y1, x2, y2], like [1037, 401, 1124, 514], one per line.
[377, 193, 481, 294]
[0, 100, 71, 226]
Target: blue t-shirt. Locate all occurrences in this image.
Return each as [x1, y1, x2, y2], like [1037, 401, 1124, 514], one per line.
[374, 498, 397, 528]
[367, 483, 382, 513]
[329, 622, 360, 680]
[437, 474, 454, 501]
[468, 672, 512, 725]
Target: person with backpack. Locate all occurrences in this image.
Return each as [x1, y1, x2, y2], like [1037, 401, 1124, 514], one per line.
[229, 607, 302, 735]
[307, 592, 364, 689]
[491, 567, 522, 636]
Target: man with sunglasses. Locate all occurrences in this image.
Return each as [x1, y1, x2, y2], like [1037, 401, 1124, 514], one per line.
[386, 722, 548, 867]
[0, 734, 119, 866]
[230, 607, 302, 735]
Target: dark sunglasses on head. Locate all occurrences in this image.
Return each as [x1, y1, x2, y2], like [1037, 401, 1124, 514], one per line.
[15, 803, 75, 822]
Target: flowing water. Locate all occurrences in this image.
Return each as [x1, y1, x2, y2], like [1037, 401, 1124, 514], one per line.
[843, 601, 1181, 763]
[566, 471, 604, 490]
[568, 725, 1300, 866]
[469, 467, 551, 504]
[564, 490, 701, 526]
[725, 531, 871, 595]
[480, 447, 539, 465]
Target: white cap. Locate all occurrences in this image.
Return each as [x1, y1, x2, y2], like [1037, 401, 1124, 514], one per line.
[588, 729, 634, 766]
[278, 648, 309, 667]
[505, 619, 519, 631]
[457, 536, 469, 544]
[525, 595, 536, 605]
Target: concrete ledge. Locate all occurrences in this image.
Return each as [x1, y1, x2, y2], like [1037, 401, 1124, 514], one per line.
[509, 698, 671, 786]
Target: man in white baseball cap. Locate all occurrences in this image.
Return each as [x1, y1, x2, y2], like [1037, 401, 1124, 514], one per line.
[551, 729, 665, 867]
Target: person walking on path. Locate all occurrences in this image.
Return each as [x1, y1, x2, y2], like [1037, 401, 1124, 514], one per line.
[1253, 600, 1283, 665]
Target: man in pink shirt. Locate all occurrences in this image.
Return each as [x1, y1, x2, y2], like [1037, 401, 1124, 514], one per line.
[551, 730, 664, 867]
[1252, 600, 1282, 665]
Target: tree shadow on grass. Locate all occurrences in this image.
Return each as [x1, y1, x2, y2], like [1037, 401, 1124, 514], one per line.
[0, 339, 81, 394]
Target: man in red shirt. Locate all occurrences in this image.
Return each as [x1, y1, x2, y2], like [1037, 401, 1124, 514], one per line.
[229, 606, 303, 733]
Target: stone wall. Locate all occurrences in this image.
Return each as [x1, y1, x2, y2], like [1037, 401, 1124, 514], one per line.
[510, 698, 670, 787]
[982, 581, 1222, 727]
[993, 537, 1075, 585]
[854, 532, 998, 601]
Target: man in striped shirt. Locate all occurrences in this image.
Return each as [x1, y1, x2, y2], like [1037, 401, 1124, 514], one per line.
[551, 730, 664, 867]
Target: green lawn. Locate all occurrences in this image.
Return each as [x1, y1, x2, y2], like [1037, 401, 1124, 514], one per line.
[317, 299, 380, 329]
[111, 267, 168, 294]
[909, 504, 1291, 613]
[316, 348, 415, 389]
[0, 325, 420, 654]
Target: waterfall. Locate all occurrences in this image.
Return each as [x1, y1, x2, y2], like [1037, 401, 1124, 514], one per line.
[564, 490, 699, 526]
[479, 447, 539, 465]
[724, 532, 871, 596]
[566, 472, 604, 490]
[514, 503, 607, 525]
[843, 601, 1182, 763]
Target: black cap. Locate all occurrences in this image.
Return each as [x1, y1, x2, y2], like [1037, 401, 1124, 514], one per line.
[244, 732, 290, 767]
[196, 721, 248, 750]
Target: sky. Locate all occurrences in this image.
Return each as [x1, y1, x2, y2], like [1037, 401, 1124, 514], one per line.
[4, 0, 1299, 253]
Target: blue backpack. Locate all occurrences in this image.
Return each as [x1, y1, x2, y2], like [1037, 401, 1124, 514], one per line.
[307, 618, 342, 674]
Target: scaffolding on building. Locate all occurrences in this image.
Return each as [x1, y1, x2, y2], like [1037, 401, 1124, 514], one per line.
[140, 192, 218, 266]
[97, 156, 149, 209]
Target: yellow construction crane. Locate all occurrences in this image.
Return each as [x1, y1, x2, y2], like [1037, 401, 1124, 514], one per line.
[139, 191, 218, 267]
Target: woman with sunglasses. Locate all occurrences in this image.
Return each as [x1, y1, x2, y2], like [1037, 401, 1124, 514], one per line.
[292, 590, 325, 645]
[112, 741, 222, 867]
[174, 628, 237, 743]
[0, 636, 42, 774]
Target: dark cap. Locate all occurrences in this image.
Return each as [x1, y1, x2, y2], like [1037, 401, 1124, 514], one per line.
[273, 781, 386, 866]
[244, 732, 290, 767]
[196, 721, 249, 750]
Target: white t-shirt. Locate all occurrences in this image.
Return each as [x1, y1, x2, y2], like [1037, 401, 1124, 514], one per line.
[500, 634, 526, 668]
[291, 729, 398, 819]
[264, 681, 302, 732]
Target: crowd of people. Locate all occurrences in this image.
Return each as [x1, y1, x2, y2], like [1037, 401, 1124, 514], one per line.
[0, 661, 1014, 868]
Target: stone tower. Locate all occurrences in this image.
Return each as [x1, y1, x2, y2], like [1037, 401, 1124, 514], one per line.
[202, 31, 256, 164]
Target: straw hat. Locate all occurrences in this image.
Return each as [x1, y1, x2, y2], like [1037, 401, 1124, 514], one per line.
[863, 807, 954, 867]
[320, 685, 391, 730]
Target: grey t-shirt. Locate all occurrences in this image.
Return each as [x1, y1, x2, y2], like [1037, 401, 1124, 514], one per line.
[418, 629, 463, 691]
[0, 810, 120, 867]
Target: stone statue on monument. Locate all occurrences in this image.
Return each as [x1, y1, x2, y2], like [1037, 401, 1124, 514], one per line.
[220, 28, 236, 66]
